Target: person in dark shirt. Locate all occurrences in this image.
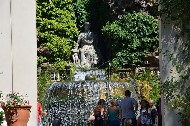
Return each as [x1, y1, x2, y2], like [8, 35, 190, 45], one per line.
[156, 98, 162, 126]
[50, 114, 62, 126]
[149, 100, 157, 125]
[94, 99, 106, 126]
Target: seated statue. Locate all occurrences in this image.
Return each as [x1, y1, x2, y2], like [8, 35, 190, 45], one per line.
[72, 22, 100, 68]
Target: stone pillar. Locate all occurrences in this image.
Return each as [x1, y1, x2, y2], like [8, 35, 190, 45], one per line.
[0, 0, 37, 125]
[159, 19, 182, 126]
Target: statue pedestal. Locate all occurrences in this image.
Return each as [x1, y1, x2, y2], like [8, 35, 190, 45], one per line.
[73, 69, 106, 81]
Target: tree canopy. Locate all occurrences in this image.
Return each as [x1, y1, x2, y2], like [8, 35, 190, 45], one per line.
[102, 12, 158, 68]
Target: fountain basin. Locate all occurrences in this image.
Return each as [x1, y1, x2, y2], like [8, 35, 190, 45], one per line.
[43, 81, 137, 126]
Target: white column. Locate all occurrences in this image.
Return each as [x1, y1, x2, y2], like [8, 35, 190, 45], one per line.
[11, 0, 37, 125]
[0, 0, 12, 93]
[0, 1, 12, 125]
[0, 0, 37, 125]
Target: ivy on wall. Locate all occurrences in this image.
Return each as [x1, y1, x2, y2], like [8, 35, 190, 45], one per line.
[159, 0, 190, 122]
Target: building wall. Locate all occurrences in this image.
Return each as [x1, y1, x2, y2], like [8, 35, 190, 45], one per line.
[159, 19, 182, 126]
[0, 0, 37, 125]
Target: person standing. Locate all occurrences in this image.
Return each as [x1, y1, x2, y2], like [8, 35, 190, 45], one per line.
[94, 99, 106, 126]
[50, 114, 62, 126]
[37, 94, 46, 126]
[156, 98, 162, 126]
[119, 90, 138, 126]
[107, 100, 120, 126]
[137, 100, 152, 126]
[149, 100, 157, 126]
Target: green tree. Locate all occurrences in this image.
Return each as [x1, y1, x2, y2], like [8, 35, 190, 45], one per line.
[36, 0, 79, 69]
[73, 0, 90, 32]
[102, 12, 158, 68]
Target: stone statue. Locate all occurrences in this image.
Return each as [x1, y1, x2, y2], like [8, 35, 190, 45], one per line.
[72, 44, 80, 65]
[72, 22, 100, 68]
[72, 52, 80, 65]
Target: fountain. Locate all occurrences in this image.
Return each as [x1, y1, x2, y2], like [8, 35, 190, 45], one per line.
[42, 22, 138, 126]
[42, 80, 138, 126]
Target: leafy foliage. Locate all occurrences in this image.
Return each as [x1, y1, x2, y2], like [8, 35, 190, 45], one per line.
[36, 0, 79, 69]
[37, 70, 51, 102]
[104, 0, 158, 20]
[73, 0, 90, 31]
[169, 87, 190, 122]
[0, 111, 3, 126]
[102, 12, 158, 68]
[0, 92, 29, 112]
[135, 69, 160, 102]
[159, 0, 190, 28]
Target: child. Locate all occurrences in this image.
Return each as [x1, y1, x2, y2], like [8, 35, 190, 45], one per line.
[138, 100, 152, 126]
[124, 118, 132, 126]
[87, 111, 95, 126]
[149, 100, 157, 126]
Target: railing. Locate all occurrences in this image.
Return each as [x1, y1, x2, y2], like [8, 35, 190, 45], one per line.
[37, 64, 159, 82]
